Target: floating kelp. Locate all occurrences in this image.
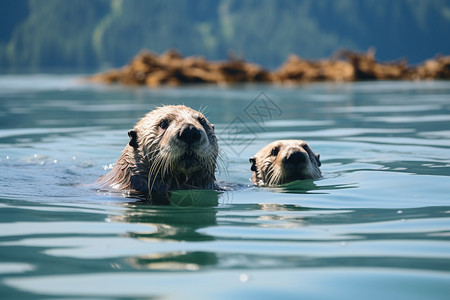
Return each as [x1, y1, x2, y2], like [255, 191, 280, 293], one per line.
[88, 48, 450, 86]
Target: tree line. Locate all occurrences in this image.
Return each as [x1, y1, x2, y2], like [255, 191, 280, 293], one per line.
[1, 0, 449, 71]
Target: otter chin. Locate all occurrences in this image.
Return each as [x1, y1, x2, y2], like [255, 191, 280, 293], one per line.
[97, 105, 219, 196]
[249, 140, 321, 186]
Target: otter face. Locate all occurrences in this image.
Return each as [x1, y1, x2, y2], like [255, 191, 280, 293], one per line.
[132, 105, 218, 182]
[250, 140, 321, 186]
[157, 107, 217, 174]
[97, 105, 219, 194]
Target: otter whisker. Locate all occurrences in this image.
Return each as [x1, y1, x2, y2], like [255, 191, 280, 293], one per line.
[155, 151, 172, 189]
[264, 167, 275, 185]
[215, 150, 228, 178]
[159, 150, 171, 181]
[268, 169, 279, 186]
[148, 153, 164, 192]
[148, 150, 163, 176]
[198, 105, 208, 115]
[262, 160, 276, 185]
[269, 170, 282, 186]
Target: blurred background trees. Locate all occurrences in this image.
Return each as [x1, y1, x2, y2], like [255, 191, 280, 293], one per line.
[1, 0, 449, 71]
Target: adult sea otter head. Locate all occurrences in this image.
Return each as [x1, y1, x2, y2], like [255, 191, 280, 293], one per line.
[97, 105, 218, 194]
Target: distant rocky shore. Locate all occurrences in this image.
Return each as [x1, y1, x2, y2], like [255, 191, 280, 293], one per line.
[88, 49, 450, 86]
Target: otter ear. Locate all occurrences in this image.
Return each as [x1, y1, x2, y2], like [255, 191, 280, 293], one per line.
[316, 154, 321, 167]
[128, 130, 138, 148]
[303, 143, 321, 167]
[249, 157, 257, 172]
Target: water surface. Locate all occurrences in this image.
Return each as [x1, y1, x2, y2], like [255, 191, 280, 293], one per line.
[1, 75, 449, 299]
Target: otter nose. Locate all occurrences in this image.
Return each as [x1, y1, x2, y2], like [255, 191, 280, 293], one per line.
[178, 124, 202, 144]
[284, 151, 307, 165]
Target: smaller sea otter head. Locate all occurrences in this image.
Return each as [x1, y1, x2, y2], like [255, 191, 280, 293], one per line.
[129, 105, 218, 189]
[249, 140, 321, 186]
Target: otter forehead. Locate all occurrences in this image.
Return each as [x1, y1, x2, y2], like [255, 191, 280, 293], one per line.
[173, 110, 204, 124]
[140, 105, 207, 126]
[273, 140, 306, 148]
[260, 139, 306, 155]
[159, 111, 202, 124]
[151, 105, 204, 118]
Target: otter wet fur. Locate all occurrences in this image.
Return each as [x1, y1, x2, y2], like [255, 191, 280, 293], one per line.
[97, 105, 219, 197]
[249, 140, 321, 186]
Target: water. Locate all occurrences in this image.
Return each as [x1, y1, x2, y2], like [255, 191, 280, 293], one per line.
[0, 75, 449, 299]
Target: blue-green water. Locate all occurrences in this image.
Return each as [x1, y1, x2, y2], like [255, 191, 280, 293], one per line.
[0, 75, 449, 299]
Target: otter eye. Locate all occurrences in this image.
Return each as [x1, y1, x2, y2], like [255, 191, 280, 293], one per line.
[197, 116, 207, 128]
[160, 119, 169, 129]
[271, 147, 279, 156]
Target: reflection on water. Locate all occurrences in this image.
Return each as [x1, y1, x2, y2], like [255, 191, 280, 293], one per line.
[273, 179, 358, 194]
[0, 76, 450, 298]
[117, 202, 219, 271]
[104, 202, 450, 273]
[128, 190, 221, 207]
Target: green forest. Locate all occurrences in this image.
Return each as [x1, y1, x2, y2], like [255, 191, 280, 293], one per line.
[1, 0, 450, 71]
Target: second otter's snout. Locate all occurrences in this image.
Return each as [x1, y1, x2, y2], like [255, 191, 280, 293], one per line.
[283, 149, 308, 166]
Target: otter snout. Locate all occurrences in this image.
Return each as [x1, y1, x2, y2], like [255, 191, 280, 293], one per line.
[283, 149, 308, 166]
[178, 124, 203, 145]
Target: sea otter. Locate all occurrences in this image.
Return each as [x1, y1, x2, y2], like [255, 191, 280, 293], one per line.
[97, 105, 219, 197]
[249, 140, 321, 186]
